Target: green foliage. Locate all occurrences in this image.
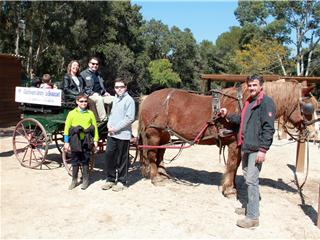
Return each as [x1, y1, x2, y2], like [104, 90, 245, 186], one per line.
[2, 1, 317, 96]
[141, 19, 171, 60]
[169, 27, 200, 90]
[214, 26, 243, 73]
[232, 38, 288, 74]
[147, 59, 181, 87]
[234, 0, 320, 76]
[198, 40, 216, 74]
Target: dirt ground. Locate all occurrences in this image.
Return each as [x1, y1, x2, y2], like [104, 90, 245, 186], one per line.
[1, 122, 320, 239]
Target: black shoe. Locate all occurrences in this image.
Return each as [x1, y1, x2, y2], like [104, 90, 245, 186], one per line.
[81, 165, 89, 190]
[69, 165, 79, 190]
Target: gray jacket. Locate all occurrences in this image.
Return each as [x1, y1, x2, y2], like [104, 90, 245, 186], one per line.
[107, 92, 135, 140]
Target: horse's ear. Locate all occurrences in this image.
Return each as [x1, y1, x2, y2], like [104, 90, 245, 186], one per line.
[301, 86, 315, 96]
[301, 80, 307, 87]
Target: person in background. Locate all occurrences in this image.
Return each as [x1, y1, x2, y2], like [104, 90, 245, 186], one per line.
[220, 75, 276, 229]
[39, 74, 53, 89]
[63, 60, 84, 101]
[101, 78, 135, 192]
[63, 60, 98, 119]
[63, 93, 99, 190]
[80, 57, 113, 122]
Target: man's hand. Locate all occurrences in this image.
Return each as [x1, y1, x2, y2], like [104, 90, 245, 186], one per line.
[108, 126, 117, 134]
[63, 143, 70, 152]
[220, 108, 228, 118]
[256, 151, 266, 163]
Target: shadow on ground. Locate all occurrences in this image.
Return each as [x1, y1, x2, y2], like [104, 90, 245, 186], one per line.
[236, 163, 317, 226]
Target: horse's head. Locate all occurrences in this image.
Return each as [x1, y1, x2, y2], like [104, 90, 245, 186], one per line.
[286, 86, 318, 130]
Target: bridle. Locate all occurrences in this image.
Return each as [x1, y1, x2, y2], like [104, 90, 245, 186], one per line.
[281, 93, 318, 142]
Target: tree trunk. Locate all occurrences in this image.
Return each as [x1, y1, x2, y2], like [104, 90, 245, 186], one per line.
[34, 25, 45, 65]
[15, 27, 20, 55]
[26, 31, 34, 76]
[277, 53, 287, 76]
[305, 50, 313, 77]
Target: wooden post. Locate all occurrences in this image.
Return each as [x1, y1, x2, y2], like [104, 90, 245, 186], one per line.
[318, 184, 320, 228]
[295, 140, 305, 172]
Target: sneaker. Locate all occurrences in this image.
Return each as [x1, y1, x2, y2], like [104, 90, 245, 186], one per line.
[236, 217, 259, 228]
[235, 207, 246, 215]
[101, 181, 115, 190]
[112, 182, 127, 192]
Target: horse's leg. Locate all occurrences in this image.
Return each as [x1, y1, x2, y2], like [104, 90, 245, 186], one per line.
[142, 127, 166, 185]
[139, 132, 150, 178]
[156, 132, 170, 178]
[221, 140, 241, 197]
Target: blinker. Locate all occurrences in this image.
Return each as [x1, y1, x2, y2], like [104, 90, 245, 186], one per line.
[301, 102, 314, 115]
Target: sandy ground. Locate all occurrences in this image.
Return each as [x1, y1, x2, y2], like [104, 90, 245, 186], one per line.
[1, 122, 320, 239]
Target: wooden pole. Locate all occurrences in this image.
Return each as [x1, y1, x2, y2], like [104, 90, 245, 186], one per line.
[295, 140, 305, 172]
[317, 184, 320, 228]
[200, 74, 320, 83]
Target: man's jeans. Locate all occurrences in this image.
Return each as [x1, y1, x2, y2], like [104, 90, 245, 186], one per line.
[242, 151, 262, 220]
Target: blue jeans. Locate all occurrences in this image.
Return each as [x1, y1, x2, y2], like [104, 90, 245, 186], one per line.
[242, 151, 262, 220]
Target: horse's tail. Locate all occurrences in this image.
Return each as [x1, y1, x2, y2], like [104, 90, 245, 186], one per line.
[137, 98, 147, 165]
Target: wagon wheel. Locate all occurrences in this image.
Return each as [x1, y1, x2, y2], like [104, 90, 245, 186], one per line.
[62, 150, 96, 177]
[129, 137, 138, 165]
[12, 118, 49, 168]
[53, 129, 64, 154]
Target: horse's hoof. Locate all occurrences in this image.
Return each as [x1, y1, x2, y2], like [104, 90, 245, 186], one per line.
[151, 175, 169, 186]
[140, 166, 151, 178]
[158, 167, 169, 177]
[223, 188, 237, 198]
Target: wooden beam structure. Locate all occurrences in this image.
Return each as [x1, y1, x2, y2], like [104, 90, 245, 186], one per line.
[318, 184, 320, 228]
[200, 74, 320, 94]
[201, 74, 320, 83]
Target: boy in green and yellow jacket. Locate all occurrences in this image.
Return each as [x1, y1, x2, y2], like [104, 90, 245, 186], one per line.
[64, 93, 99, 190]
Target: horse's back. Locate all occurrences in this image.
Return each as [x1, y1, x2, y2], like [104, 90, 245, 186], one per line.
[139, 88, 212, 139]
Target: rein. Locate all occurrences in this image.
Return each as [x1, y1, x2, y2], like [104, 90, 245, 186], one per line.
[280, 93, 315, 142]
[138, 123, 211, 150]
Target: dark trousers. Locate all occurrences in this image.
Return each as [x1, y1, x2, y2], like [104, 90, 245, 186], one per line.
[105, 136, 129, 184]
[71, 149, 91, 167]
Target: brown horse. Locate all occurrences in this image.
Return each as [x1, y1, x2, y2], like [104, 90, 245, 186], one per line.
[138, 81, 317, 197]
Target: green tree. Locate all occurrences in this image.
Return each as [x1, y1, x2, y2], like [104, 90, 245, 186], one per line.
[147, 59, 181, 88]
[235, 0, 320, 76]
[214, 26, 243, 73]
[232, 38, 288, 75]
[169, 27, 199, 90]
[0, 1, 147, 95]
[198, 40, 217, 74]
[141, 19, 171, 60]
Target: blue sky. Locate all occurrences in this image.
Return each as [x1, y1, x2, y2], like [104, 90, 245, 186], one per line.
[132, 1, 240, 44]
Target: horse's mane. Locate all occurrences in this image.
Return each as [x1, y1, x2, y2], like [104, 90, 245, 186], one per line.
[263, 81, 301, 103]
[220, 81, 301, 117]
[262, 81, 301, 118]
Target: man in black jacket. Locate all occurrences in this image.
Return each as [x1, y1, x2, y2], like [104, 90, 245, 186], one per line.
[220, 75, 276, 229]
[80, 57, 113, 122]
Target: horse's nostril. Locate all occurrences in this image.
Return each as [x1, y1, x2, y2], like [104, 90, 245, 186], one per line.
[302, 103, 314, 115]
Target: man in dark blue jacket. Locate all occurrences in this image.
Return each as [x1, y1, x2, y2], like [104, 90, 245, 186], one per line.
[80, 57, 113, 122]
[220, 75, 276, 229]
